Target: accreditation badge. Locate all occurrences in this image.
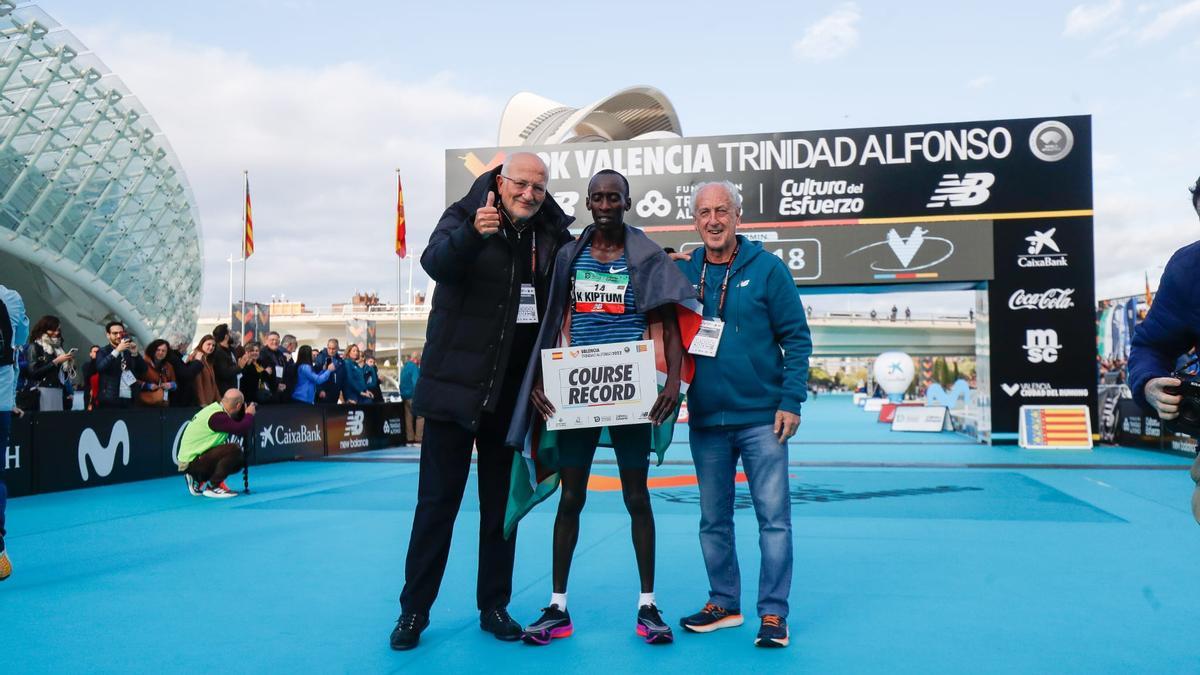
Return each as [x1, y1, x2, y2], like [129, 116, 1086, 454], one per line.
[574, 270, 628, 314]
[119, 368, 137, 398]
[517, 283, 539, 324]
[688, 318, 725, 357]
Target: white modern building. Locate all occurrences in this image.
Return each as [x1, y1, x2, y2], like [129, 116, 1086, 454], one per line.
[0, 2, 202, 347]
[498, 86, 682, 146]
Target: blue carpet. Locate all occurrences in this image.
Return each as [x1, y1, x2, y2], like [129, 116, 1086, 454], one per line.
[1, 395, 1197, 674]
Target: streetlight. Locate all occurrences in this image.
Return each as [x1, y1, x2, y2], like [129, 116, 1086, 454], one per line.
[226, 252, 244, 323]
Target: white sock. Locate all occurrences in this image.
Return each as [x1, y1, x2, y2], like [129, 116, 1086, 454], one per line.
[639, 592, 656, 609]
[550, 592, 568, 610]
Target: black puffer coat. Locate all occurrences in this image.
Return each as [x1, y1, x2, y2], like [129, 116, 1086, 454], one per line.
[414, 166, 574, 431]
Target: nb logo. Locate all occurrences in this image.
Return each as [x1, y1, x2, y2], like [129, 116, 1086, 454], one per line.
[926, 172, 994, 208]
[345, 410, 364, 437]
[78, 421, 130, 481]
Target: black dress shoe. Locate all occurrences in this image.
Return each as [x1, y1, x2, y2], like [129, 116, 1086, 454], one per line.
[390, 612, 429, 651]
[480, 606, 522, 641]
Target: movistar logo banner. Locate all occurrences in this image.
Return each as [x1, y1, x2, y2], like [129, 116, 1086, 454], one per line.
[78, 421, 130, 481]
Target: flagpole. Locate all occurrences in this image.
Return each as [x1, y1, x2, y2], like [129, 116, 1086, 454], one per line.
[241, 170, 248, 347]
[403, 166, 408, 372]
[241, 169, 252, 495]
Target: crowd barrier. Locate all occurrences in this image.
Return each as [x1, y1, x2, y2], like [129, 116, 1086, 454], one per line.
[1111, 399, 1197, 456]
[2, 403, 407, 498]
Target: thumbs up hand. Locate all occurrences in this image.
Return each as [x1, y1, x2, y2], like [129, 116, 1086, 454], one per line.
[474, 191, 501, 238]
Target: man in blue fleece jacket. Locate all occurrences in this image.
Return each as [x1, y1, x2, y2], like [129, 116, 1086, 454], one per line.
[674, 181, 812, 648]
[1128, 176, 1200, 522]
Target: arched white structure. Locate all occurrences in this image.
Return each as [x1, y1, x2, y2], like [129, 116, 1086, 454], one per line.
[0, 2, 202, 346]
[498, 86, 682, 146]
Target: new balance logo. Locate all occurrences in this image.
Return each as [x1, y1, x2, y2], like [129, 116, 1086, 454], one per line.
[1023, 329, 1062, 364]
[926, 172, 995, 208]
[78, 421, 130, 481]
[345, 410, 364, 437]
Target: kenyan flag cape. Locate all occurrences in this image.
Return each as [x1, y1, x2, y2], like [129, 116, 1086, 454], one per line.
[504, 298, 703, 539]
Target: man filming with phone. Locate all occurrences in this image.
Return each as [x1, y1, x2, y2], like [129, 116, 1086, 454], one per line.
[1129, 176, 1200, 523]
[95, 320, 147, 410]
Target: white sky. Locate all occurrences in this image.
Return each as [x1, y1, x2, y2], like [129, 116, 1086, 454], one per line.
[34, 0, 1200, 315]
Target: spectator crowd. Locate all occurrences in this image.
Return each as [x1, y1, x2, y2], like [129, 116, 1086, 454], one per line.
[11, 315, 424, 444]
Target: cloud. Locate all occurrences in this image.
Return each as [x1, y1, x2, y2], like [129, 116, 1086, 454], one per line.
[1138, 0, 1200, 40]
[1063, 0, 1123, 37]
[966, 75, 994, 89]
[73, 26, 501, 315]
[792, 3, 861, 62]
[1091, 188, 1196, 299]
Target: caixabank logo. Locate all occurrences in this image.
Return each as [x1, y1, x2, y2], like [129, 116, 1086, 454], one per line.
[258, 424, 322, 448]
[1017, 228, 1068, 268]
[78, 420, 130, 481]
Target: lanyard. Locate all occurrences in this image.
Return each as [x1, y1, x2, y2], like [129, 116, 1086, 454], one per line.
[698, 244, 739, 319]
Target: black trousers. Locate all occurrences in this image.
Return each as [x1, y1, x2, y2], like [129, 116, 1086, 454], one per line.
[399, 408, 518, 616]
[185, 443, 244, 487]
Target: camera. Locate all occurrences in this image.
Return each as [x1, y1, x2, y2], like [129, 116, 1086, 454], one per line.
[1165, 363, 1200, 437]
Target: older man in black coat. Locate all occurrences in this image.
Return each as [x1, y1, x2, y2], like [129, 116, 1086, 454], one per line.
[390, 152, 574, 650]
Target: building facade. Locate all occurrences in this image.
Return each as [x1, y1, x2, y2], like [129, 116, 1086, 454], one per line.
[0, 2, 202, 347]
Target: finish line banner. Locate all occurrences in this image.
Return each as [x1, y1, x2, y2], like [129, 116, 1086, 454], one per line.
[541, 340, 658, 431]
[447, 116, 1090, 288]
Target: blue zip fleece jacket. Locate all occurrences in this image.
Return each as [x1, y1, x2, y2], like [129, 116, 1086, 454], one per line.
[677, 236, 812, 429]
[1129, 240, 1200, 411]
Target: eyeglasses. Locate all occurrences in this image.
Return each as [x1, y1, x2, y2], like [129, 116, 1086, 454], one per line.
[500, 174, 547, 198]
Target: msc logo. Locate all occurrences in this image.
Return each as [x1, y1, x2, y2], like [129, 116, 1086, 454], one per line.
[926, 172, 994, 208]
[345, 410, 365, 437]
[79, 421, 130, 481]
[1023, 329, 1062, 364]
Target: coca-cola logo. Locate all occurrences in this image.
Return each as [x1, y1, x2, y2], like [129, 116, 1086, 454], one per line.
[1008, 288, 1075, 310]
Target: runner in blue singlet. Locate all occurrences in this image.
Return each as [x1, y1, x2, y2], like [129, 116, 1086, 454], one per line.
[521, 170, 682, 647]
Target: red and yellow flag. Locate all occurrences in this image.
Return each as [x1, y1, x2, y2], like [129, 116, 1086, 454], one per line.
[395, 171, 407, 258]
[243, 173, 254, 259]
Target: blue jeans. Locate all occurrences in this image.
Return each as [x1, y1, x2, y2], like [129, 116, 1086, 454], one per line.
[689, 423, 792, 618]
[0, 410, 9, 541]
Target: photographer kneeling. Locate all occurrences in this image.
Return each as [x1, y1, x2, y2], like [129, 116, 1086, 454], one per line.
[177, 389, 255, 499]
[1129, 176, 1200, 523]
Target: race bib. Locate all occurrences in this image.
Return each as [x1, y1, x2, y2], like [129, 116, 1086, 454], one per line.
[517, 283, 539, 324]
[688, 318, 725, 357]
[574, 270, 628, 314]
